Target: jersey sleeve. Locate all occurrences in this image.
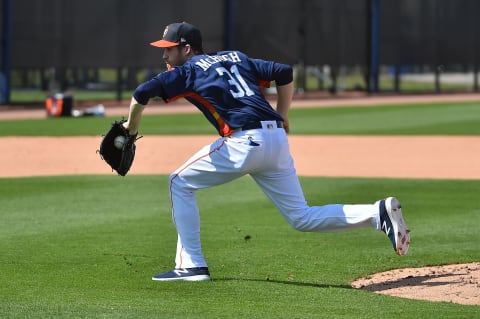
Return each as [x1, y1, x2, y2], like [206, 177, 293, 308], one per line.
[133, 76, 165, 105]
[133, 68, 189, 105]
[271, 62, 293, 85]
[250, 59, 293, 86]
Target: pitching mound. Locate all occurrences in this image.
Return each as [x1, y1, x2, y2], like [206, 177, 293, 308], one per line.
[351, 262, 480, 305]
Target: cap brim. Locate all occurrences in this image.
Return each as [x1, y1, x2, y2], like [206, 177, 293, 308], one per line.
[150, 39, 179, 48]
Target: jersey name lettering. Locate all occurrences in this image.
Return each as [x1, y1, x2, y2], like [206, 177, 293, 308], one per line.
[195, 52, 242, 71]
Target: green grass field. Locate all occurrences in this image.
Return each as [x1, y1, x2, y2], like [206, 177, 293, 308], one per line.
[1, 101, 479, 318]
[1, 101, 480, 136]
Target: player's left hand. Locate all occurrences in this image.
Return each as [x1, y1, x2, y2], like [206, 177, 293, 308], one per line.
[97, 119, 140, 176]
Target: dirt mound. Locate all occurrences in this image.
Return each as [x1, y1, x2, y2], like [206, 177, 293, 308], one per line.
[351, 262, 480, 306]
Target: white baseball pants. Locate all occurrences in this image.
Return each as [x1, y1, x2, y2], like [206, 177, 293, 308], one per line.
[168, 121, 381, 268]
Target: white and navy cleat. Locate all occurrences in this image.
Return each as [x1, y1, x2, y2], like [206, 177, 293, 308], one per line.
[152, 267, 211, 282]
[379, 197, 410, 256]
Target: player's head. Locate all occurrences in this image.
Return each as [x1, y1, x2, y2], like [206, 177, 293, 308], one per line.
[150, 22, 204, 55]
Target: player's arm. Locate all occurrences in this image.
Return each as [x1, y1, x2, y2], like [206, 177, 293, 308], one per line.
[276, 82, 293, 133]
[123, 74, 169, 134]
[272, 63, 294, 133]
[124, 97, 145, 135]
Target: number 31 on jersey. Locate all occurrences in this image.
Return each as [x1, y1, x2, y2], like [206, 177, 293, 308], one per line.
[216, 65, 255, 98]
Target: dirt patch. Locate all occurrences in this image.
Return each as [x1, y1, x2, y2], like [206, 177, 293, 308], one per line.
[352, 262, 480, 306]
[1, 135, 479, 179]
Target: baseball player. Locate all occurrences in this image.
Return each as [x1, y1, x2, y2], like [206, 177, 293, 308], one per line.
[123, 22, 410, 281]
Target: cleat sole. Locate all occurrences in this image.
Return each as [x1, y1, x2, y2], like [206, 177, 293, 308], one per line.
[385, 197, 410, 256]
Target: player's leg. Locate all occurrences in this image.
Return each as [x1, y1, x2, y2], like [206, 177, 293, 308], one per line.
[252, 168, 380, 232]
[253, 170, 409, 255]
[248, 128, 377, 231]
[168, 137, 244, 269]
[250, 128, 409, 254]
[155, 134, 265, 280]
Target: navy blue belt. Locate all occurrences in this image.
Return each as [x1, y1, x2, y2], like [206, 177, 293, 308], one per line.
[241, 120, 283, 131]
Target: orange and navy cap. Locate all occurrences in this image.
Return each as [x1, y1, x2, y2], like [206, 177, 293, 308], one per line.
[150, 22, 203, 52]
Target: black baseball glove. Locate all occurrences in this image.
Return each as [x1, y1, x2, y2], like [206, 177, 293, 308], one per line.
[97, 119, 140, 176]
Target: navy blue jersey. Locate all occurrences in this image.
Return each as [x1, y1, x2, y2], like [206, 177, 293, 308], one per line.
[134, 51, 292, 136]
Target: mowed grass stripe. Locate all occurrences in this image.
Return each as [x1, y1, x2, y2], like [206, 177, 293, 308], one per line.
[0, 101, 479, 136]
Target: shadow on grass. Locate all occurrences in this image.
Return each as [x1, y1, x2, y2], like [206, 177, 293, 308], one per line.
[357, 272, 466, 293]
[216, 277, 352, 289]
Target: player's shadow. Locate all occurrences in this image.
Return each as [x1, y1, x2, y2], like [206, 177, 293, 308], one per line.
[217, 277, 352, 290]
[356, 272, 464, 292]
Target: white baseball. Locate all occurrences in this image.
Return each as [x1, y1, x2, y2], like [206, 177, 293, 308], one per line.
[114, 135, 126, 149]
